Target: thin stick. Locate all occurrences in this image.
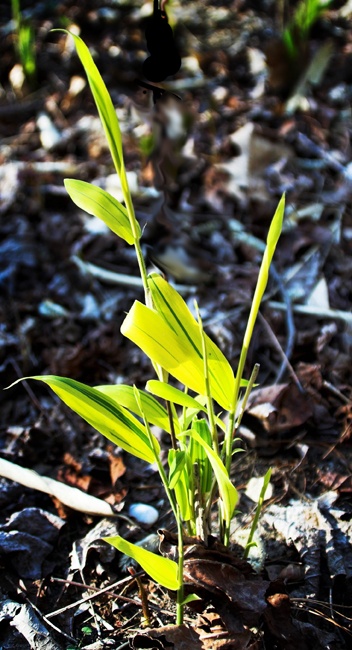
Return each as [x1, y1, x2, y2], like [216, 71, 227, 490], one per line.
[46, 577, 143, 619]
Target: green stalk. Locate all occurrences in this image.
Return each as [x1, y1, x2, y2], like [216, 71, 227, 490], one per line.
[224, 195, 285, 476]
[176, 505, 184, 625]
[134, 388, 178, 520]
[195, 302, 218, 455]
[119, 166, 150, 305]
[243, 468, 272, 559]
[138, 414, 186, 614]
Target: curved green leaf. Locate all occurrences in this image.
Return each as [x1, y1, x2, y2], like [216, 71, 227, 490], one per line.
[55, 31, 123, 177]
[64, 180, 137, 244]
[9, 376, 158, 463]
[168, 449, 191, 520]
[121, 278, 235, 409]
[148, 274, 235, 409]
[95, 383, 177, 433]
[146, 380, 203, 411]
[182, 426, 238, 525]
[121, 300, 207, 396]
[104, 535, 180, 590]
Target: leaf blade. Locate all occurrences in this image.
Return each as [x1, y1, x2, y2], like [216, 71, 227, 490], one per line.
[56, 30, 123, 177]
[148, 274, 235, 409]
[185, 427, 238, 525]
[95, 383, 176, 433]
[104, 536, 180, 590]
[64, 179, 137, 244]
[9, 376, 158, 464]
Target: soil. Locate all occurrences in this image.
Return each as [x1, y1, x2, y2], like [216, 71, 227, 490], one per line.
[1, 1, 352, 648]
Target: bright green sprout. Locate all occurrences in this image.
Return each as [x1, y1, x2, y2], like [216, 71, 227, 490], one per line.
[8, 32, 284, 626]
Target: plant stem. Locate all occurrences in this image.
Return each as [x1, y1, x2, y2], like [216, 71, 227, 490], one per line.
[166, 400, 178, 450]
[120, 166, 150, 305]
[244, 468, 272, 559]
[176, 505, 184, 625]
[195, 302, 218, 455]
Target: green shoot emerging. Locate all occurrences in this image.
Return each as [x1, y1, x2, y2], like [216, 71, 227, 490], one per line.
[8, 32, 285, 625]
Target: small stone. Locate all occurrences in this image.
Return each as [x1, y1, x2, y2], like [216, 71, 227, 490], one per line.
[128, 503, 159, 526]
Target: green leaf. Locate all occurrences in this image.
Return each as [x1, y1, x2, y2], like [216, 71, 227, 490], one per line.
[244, 468, 272, 559]
[9, 376, 158, 464]
[55, 31, 123, 177]
[95, 383, 176, 433]
[168, 449, 187, 489]
[168, 449, 191, 520]
[122, 274, 235, 409]
[64, 180, 137, 245]
[149, 274, 235, 409]
[104, 535, 180, 590]
[242, 195, 285, 354]
[184, 427, 238, 525]
[182, 593, 202, 605]
[189, 419, 213, 495]
[146, 380, 203, 411]
[121, 300, 205, 395]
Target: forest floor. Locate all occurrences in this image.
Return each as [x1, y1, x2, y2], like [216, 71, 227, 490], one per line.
[1, 1, 352, 648]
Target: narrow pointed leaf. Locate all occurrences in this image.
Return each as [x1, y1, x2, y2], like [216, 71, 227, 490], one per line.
[182, 427, 238, 525]
[64, 180, 137, 244]
[95, 383, 176, 433]
[9, 376, 157, 463]
[146, 380, 203, 411]
[104, 535, 180, 590]
[182, 594, 202, 605]
[55, 31, 123, 177]
[121, 300, 207, 397]
[190, 419, 213, 495]
[147, 274, 235, 409]
[168, 449, 191, 520]
[243, 194, 285, 351]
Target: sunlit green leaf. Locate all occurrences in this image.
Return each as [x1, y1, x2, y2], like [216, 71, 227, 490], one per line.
[146, 380, 203, 411]
[95, 383, 176, 433]
[122, 275, 235, 409]
[182, 427, 238, 525]
[168, 449, 191, 520]
[148, 274, 234, 410]
[9, 376, 158, 463]
[168, 449, 186, 489]
[243, 194, 285, 352]
[55, 31, 123, 177]
[104, 535, 180, 590]
[189, 419, 213, 495]
[64, 180, 137, 244]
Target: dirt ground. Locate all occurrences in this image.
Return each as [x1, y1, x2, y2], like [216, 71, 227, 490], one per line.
[1, 1, 352, 648]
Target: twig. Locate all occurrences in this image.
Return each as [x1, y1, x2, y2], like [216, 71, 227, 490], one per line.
[269, 263, 296, 383]
[71, 255, 196, 295]
[7, 577, 76, 645]
[322, 380, 351, 405]
[268, 300, 352, 325]
[128, 568, 151, 626]
[46, 577, 143, 619]
[9, 357, 45, 413]
[257, 312, 303, 391]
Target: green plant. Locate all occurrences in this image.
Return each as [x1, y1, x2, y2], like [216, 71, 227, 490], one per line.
[66, 626, 93, 650]
[8, 32, 285, 625]
[11, 0, 36, 85]
[282, 0, 332, 59]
